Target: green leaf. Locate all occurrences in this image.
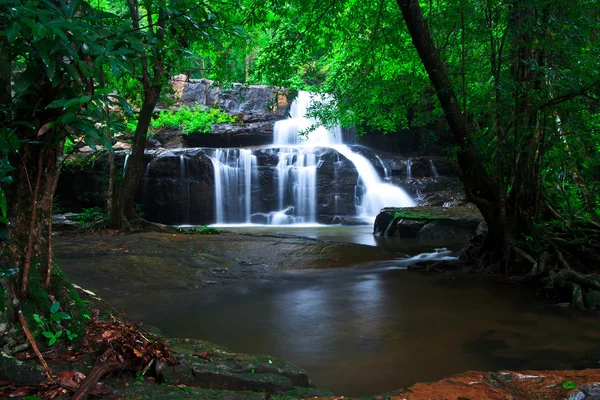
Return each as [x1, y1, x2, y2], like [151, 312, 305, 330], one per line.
[47, 99, 68, 109]
[6, 23, 21, 43]
[0, 188, 6, 219]
[49, 301, 60, 314]
[562, 381, 577, 389]
[42, 331, 54, 339]
[33, 22, 48, 41]
[49, 337, 57, 345]
[113, 95, 133, 116]
[14, 66, 39, 93]
[55, 330, 63, 338]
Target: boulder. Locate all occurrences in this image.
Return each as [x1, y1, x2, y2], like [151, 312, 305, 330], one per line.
[374, 206, 485, 243]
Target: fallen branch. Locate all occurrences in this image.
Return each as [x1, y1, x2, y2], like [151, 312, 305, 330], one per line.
[17, 309, 52, 379]
[71, 360, 126, 400]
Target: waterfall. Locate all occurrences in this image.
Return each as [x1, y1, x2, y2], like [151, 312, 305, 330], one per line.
[272, 91, 414, 220]
[429, 159, 439, 177]
[406, 158, 413, 179]
[180, 155, 190, 223]
[375, 155, 391, 181]
[123, 153, 130, 177]
[209, 90, 415, 225]
[209, 149, 257, 224]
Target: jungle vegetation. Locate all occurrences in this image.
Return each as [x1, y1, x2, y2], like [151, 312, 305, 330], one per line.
[0, 0, 599, 365]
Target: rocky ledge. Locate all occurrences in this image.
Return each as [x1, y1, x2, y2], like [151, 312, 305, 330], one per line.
[313, 369, 600, 400]
[374, 206, 485, 243]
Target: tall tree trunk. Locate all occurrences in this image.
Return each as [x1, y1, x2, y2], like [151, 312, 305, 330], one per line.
[111, 88, 161, 229]
[395, 0, 504, 257]
[111, 0, 166, 230]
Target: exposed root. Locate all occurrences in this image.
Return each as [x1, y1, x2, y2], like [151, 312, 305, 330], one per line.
[17, 309, 52, 379]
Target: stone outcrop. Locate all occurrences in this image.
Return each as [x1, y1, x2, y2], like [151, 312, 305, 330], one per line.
[374, 206, 485, 242]
[156, 338, 310, 392]
[139, 149, 215, 225]
[175, 77, 290, 121]
[56, 146, 465, 225]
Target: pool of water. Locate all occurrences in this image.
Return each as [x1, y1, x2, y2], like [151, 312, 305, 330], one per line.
[121, 263, 600, 397]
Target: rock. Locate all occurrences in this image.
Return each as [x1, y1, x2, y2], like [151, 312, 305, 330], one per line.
[156, 338, 309, 393]
[584, 290, 600, 310]
[571, 283, 585, 310]
[178, 79, 290, 118]
[110, 383, 333, 399]
[52, 213, 80, 231]
[0, 352, 45, 386]
[374, 206, 484, 242]
[140, 149, 215, 225]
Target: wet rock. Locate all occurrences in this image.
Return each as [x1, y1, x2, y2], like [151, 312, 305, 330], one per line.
[314, 369, 600, 400]
[0, 353, 45, 386]
[52, 213, 80, 231]
[140, 150, 215, 225]
[157, 338, 309, 393]
[584, 290, 600, 310]
[374, 206, 484, 243]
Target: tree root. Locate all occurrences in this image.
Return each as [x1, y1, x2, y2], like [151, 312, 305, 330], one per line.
[17, 309, 52, 379]
[71, 360, 129, 400]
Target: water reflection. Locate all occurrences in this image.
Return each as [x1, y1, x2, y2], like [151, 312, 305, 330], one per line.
[122, 268, 600, 397]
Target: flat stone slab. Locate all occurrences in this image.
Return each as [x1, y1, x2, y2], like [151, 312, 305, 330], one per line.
[157, 338, 309, 392]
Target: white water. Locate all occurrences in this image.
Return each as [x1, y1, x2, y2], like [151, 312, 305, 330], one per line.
[429, 160, 439, 177]
[209, 91, 415, 224]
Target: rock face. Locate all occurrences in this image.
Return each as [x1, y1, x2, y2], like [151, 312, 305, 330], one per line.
[374, 206, 485, 242]
[177, 78, 290, 121]
[56, 146, 466, 225]
[139, 149, 215, 225]
[166, 77, 291, 148]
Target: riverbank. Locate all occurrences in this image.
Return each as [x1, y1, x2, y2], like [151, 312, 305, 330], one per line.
[49, 230, 600, 398]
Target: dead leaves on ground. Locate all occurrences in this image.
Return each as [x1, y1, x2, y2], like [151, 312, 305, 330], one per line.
[2, 312, 176, 398]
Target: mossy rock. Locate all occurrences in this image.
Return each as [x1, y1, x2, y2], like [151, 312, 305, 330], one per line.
[157, 338, 309, 393]
[0, 352, 45, 386]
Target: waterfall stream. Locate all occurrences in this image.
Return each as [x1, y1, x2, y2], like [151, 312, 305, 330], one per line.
[209, 91, 415, 225]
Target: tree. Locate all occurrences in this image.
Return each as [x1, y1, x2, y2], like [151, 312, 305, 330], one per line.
[248, 0, 600, 271]
[109, 0, 239, 230]
[0, 0, 133, 346]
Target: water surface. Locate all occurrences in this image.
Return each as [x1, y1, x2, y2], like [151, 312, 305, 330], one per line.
[121, 264, 600, 397]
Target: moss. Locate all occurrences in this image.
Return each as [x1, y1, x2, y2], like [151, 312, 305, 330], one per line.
[20, 262, 90, 345]
[393, 210, 436, 220]
[0, 351, 45, 385]
[50, 265, 90, 338]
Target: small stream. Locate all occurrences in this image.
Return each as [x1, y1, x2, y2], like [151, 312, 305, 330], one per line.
[114, 234, 599, 397]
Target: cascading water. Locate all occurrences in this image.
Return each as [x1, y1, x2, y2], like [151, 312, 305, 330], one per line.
[429, 159, 439, 177]
[406, 158, 413, 179]
[209, 91, 415, 225]
[209, 149, 257, 224]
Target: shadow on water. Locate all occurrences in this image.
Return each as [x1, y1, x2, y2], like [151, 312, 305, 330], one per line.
[121, 264, 600, 397]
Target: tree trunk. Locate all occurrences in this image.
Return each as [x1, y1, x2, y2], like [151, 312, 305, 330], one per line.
[111, 0, 165, 230]
[111, 88, 160, 229]
[395, 0, 504, 256]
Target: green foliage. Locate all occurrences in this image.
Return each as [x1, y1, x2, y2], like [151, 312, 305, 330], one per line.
[33, 302, 77, 346]
[176, 225, 222, 235]
[151, 105, 237, 134]
[562, 381, 577, 389]
[75, 207, 109, 230]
